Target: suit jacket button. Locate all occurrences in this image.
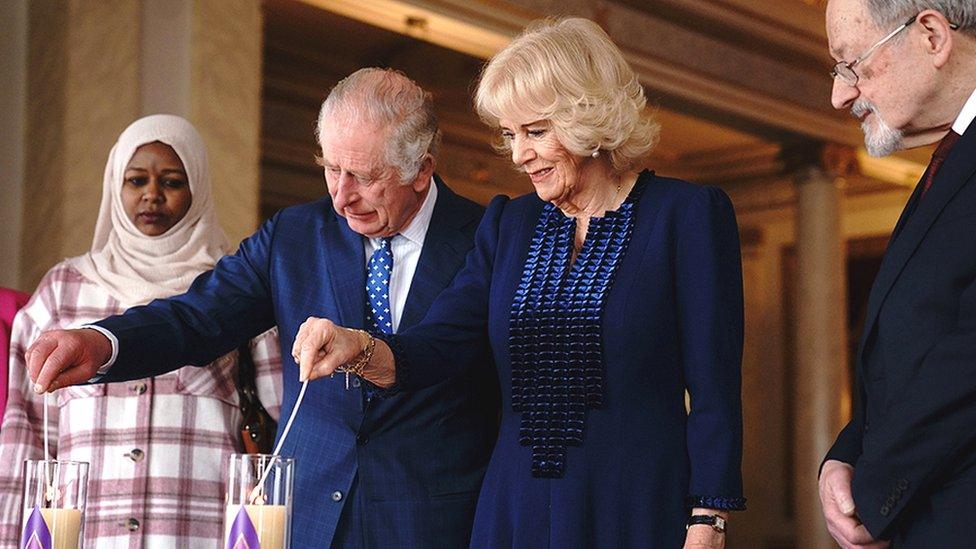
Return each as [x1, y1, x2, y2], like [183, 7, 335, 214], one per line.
[332, 491, 343, 502]
[356, 433, 369, 445]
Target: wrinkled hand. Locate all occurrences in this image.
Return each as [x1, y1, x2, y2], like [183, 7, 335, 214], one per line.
[291, 317, 364, 382]
[819, 460, 889, 549]
[683, 526, 725, 549]
[26, 328, 113, 393]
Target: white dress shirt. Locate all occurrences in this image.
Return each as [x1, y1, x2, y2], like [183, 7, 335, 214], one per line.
[951, 87, 976, 135]
[363, 179, 437, 333]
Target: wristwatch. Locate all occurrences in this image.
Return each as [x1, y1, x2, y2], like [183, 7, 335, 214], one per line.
[686, 514, 727, 533]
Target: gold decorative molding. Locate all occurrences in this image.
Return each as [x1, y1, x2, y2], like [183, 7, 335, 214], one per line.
[297, 0, 864, 147]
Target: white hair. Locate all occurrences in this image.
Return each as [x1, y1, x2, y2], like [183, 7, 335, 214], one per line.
[865, 0, 976, 36]
[316, 68, 440, 183]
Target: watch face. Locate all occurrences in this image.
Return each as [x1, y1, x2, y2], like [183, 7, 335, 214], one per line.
[687, 515, 726, 533]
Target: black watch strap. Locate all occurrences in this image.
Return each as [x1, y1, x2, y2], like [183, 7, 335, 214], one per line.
[686, 514, 727, 533]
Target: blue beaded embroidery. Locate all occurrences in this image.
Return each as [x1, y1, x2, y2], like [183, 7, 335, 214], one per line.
[686, 495, 748, 511]
[509, 181, 645, 478]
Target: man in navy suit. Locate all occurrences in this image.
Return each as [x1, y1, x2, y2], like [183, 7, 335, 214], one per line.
[27, 68, 498, 548]
[820, 1, 976, 546]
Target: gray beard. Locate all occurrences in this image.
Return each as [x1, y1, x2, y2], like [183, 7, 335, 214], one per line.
[862, 117, 905, 157]
[853, 99, 904, 157]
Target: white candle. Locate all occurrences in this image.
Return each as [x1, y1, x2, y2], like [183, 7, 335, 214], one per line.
[38, 508, 82, 549]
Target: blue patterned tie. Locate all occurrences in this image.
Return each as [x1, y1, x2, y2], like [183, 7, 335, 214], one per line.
[366, 237, 394, 334]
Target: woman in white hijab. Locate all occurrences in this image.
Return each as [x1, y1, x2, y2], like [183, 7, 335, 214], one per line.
[0, 115, 282, 548]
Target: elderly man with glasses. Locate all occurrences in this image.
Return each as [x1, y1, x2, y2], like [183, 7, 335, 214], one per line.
[820, 0, 976, 547]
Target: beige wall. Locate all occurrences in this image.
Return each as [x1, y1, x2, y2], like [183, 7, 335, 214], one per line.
[190, 0, 263, 247]
[21, 0, 141, 290]
[0, 0, 29, 291]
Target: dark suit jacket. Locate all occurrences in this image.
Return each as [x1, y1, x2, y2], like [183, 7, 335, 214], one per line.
[96, 178, 499, 548]
[825, 127, 976, 543]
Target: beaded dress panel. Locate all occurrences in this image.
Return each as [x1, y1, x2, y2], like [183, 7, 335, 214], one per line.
[508, 182, 645, 478]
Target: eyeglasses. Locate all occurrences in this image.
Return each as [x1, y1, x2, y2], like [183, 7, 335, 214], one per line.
[830, 14, 960, 87]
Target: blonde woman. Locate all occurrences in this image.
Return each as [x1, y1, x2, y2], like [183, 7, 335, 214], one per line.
[0, 115, 281, 548]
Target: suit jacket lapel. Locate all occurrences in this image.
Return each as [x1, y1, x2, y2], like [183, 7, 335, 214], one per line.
[400, 177, 472, 330]
[858, 131, 976, 361]
[323, 215, 367, 328]
[888, 176, 926, 242]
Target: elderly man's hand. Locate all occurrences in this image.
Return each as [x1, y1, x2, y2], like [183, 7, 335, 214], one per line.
[819, 459, 889, 549]
[291, 317, 366, 382]
[26, 328, 113, 393]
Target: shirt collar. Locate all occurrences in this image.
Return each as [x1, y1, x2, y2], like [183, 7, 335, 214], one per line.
[370, 177, 438, 247]
[951, 87, 976, 135]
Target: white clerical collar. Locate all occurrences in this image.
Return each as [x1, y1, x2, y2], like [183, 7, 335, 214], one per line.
[951, 87, 976, 135]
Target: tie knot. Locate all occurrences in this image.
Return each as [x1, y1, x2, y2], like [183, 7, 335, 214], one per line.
[380, 236, 394, 250]
[933, 130, 961, 162]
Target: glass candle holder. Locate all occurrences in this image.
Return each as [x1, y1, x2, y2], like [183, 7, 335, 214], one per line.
[20, 459, 89, 549]
[224, 454, 294, 549]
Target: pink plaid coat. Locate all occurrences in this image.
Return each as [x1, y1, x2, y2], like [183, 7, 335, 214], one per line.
[0, 263, 282, 548]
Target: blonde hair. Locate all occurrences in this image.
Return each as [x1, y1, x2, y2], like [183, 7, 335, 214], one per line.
[475, 18, 659, 173]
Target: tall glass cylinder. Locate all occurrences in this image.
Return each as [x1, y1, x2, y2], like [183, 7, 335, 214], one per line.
[224, 454, 294, 549]
[20, 459, 89, 549]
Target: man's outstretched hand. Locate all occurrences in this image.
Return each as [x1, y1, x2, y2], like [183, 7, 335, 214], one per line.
[26, 329, 112, 393]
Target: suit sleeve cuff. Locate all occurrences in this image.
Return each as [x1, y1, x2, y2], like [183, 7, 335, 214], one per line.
[80, 325, 118, 381]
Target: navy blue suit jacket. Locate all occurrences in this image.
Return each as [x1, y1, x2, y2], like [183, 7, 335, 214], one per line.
[825, 128, 976, 544]
[96, 178, 499, 548]
[389, 173, 745, 547]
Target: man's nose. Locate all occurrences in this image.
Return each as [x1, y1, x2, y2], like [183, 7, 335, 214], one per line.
[332, 171, 359, 207]
[831, 77, 859, 111]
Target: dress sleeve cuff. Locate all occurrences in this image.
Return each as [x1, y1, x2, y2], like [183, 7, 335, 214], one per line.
[80, 324, 119, 381]
[686, 495, 747, 511]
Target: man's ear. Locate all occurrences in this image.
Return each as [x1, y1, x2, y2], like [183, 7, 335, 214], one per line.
[411, 154, 435, 191]
[917, 9, 955, 68]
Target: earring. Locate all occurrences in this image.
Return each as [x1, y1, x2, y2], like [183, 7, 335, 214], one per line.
[591, 149, 600, 158]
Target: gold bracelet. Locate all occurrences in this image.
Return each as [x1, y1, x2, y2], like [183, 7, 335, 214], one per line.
[340, 329, 375, 377]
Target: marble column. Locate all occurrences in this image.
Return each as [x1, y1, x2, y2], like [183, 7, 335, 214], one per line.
[790, 148, 851, 549]
[19, 0, 261, 290]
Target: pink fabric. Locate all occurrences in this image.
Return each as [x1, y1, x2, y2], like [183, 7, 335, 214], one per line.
[0, 287, 29, 424]
[0, 265, 282, 547]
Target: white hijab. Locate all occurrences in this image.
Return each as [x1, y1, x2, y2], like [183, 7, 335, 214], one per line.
[69, 114, 231, 308]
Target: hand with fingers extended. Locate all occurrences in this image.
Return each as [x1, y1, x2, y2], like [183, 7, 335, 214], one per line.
[820, 460, 890, 549]
[291, 316, 395, 387]
[26, 328, 113, 394]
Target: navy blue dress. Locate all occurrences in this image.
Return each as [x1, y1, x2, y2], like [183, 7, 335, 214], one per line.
[386, 171, 745, 547]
